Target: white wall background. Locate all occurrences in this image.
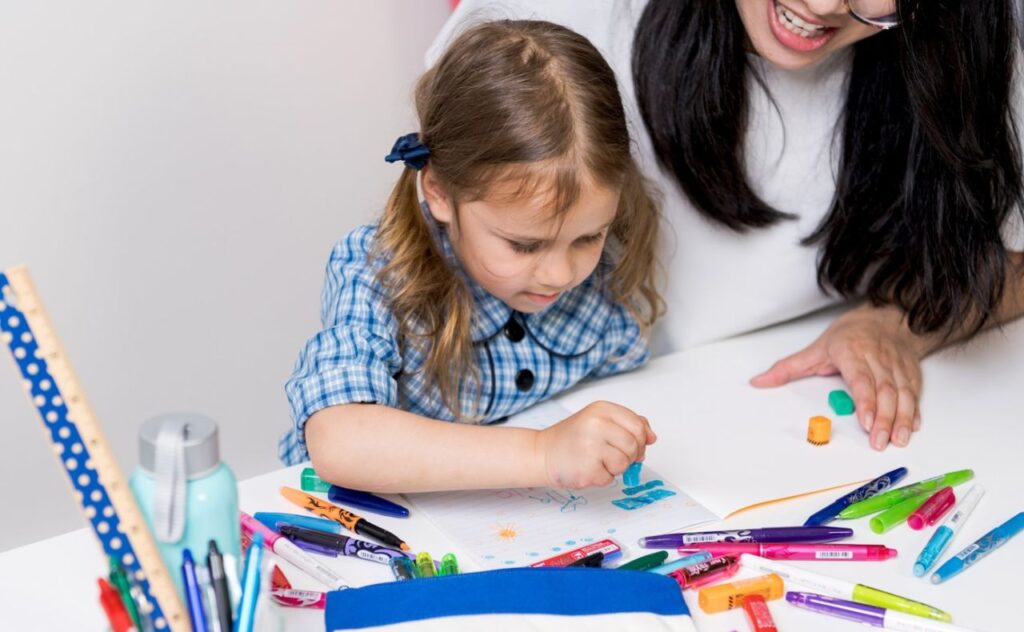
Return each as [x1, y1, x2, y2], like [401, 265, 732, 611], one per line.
[0, 1, 452, 551]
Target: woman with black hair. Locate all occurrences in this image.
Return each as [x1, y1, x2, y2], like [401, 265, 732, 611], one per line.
[429, 0, 1024, 451]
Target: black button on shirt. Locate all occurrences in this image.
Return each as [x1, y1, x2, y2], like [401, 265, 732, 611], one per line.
[504, 318, 525, 343]
[515, 369, 535, 392]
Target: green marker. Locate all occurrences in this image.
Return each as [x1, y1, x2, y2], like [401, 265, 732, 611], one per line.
[870, 493, 930, 534]
[744, 554, 953, 623]
[438, 553, 460, 576]
[416, 552, 436, 578]
[108, 557, 143, 631]
[300, 467, 331, 493]
[852, 584, 952, 622]
[828, 389, 855, 415]
[839, 469, 974, 519]
[618, 551, 669, 571]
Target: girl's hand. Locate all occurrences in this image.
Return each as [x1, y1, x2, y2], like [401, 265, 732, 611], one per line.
[535, 401, 657, 489]
[750, 304, 936, 451]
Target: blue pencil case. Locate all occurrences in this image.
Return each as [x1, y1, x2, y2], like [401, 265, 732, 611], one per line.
[324, 567, 694, 631]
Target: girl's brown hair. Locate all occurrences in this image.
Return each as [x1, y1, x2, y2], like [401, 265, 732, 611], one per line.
[376, 20, 662, 418]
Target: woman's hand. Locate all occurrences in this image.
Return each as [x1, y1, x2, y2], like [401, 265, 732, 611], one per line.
[535, 401, 656, 489]
[750, 304, 936, 450]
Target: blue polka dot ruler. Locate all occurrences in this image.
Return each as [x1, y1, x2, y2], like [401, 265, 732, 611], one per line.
[0, 266, 190, 632]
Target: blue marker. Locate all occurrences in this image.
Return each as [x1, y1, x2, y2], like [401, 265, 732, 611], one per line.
[236, 533, 264, 632]
[328, 485, 410, 518]
[623, 462, 643, 487]
[254, 511, 342, 535]
[804, 467, 908, 526]
[913, 485, 984, 577]
[931, 511, 1024, 584]
[180, 549, 208, 632]
[649, 551, 713, 575]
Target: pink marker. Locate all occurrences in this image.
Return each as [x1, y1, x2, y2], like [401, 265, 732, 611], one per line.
[271, 589, 327, 610]
[677, 542, 897, 561]
[240, 511, 348, 589]
[908, 487, 956, 530]
[530, 539, 622, 568]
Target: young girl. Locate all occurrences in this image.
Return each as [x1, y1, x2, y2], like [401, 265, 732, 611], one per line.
[279, 20, 662, 493]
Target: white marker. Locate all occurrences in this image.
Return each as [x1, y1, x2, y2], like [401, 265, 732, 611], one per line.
[240, 512, 348, 590]
[913, 485, 985, 577]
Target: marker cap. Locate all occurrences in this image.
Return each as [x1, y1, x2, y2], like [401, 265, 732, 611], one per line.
[807, 416, 831, 446]
[870, 493, 929, 534]
[698, 573, 783, 613]
[907, 487, 955, 530]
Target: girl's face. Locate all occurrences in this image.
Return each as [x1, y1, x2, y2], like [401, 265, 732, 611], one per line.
[736, 0, 881, 70]
[424, 170, 620, 314]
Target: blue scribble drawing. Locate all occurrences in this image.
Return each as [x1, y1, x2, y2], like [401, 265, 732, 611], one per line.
[612, 488, 677, 511]
[623, 480, 665, 496]
[524, 489, 589, 513]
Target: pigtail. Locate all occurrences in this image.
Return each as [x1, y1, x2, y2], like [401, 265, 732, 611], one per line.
[607, 164, 664, 334]
[375, 167, 478, 419]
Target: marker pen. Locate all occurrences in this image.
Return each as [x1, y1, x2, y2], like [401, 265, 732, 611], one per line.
[913, 485, 984, 577]
[678, 542, 897, 561]
[240, 512, 348, 590]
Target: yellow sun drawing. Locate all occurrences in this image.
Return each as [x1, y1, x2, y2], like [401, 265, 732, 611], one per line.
[495, 523, 519, 541]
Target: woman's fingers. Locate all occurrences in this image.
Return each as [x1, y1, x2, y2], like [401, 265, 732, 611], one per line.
[750, 344, 827, 387]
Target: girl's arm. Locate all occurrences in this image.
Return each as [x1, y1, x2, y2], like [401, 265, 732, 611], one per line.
[752, 252, 1024, 451]
[305, 400, 655, 493]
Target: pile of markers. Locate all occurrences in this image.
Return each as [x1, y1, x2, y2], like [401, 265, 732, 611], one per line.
[98, 539, 239, 632]
[612, 462, 1023, 631]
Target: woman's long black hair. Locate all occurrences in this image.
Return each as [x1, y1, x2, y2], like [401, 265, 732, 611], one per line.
[633, 0, 1023, 337]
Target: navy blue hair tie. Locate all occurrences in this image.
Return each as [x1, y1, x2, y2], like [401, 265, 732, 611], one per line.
[385, 133, 430, 171]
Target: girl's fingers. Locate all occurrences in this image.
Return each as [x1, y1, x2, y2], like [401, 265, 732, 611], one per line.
[750, 344, 826, 388]
[601, 420, 643, 464]
[599, 444, 633, 479]
[601, 405, 651, 461]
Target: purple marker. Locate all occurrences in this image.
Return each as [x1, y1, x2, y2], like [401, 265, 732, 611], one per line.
[785, 592, 966, 631]
[277, 523, 409, 564]
[639, 526, 853, 549]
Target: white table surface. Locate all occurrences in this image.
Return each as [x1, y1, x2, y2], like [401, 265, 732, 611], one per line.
[2, 309, 1022, 631]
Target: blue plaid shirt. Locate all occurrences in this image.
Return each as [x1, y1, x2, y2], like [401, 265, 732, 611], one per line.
[278, 223, 649, 465]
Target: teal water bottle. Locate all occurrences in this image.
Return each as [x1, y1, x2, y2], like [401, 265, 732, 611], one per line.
[130, 413, 241, 599]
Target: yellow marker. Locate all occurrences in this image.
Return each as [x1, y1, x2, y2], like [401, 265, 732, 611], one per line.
[416, 552, 436, 578]
[698, 573, 784, 614]
[807, 416, 831, 446]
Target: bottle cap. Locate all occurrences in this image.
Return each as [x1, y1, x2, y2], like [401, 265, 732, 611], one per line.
[138, 412, 221, 479]
[807, 416, 831, 446]
[698, 573, 783, 613]
[907, 487, 956, 530]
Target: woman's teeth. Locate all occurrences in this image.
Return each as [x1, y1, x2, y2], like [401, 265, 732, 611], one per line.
[775, 3, 828, 38]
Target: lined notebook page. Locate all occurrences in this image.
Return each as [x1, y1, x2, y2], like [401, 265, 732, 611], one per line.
[404, 401, 716, 569]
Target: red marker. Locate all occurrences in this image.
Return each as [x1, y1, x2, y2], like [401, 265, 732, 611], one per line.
[529, 539, 621, 568]
[271, 588, 327, 610]
[98, 578, 137, 632]
[742, 595, 778, 632]
[668, 555, 740, 589]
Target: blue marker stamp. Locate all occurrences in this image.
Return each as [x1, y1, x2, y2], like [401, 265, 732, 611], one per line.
[623, 462, 643, 487]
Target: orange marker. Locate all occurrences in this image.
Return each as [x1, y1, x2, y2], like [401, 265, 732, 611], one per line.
[280, 486, 410, 551]
[697, 573, 783, 613]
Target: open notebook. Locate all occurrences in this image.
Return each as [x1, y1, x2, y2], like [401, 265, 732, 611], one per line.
[404, 401, 717, 570]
